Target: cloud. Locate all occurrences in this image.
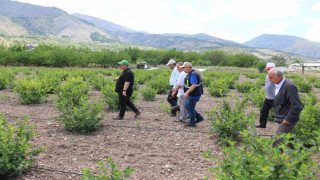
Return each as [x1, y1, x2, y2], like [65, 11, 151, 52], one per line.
[302, 18, 320, 41]
[310, 3, 320, 11]
[257, 21, 292, 34]
[204, 0, 304, 20]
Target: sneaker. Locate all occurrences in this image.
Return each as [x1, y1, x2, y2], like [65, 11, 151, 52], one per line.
[134, 111, 142, 117]
[174, 119, 186, 123]
[196, 118, 204, 123]
[171, 105, 179, 111]
[255, 125, 266, 128]
[184, 123, 196, 127]
[169, 114, 177, 117]
[112, 116, 123, 120]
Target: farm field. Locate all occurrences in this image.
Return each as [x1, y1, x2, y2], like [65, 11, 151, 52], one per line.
[0, 66, 319, 179]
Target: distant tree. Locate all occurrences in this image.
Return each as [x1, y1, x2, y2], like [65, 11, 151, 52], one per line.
[292, 58, 303, 64]
[271, 54, 287, 66]
[229, 53, 260, 67]
[125, 47, 141, 63]
[203, 50, 228, 66]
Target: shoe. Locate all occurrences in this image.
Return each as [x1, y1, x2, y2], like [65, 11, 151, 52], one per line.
[255, 125, 266, 128]
[174, 119, 186, 123]
[171, 105, 179, 111]
[113, 116, 123, 120]
[184, 124, 196, 127]
[134, 111, 142, 117]
[169, 114, 177, 117]
[196, 118, 204, 123]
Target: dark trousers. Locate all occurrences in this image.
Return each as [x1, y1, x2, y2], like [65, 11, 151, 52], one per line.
[167, 86, 178, 115]
[259, 98, 274, 127]
[118, 92, 138, 117]
[272, 121, 298, 149]
[186, 98, 203, 126]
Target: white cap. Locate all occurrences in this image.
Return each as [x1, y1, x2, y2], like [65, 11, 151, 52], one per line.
[166, 59, 176, 66]
[265, 62, 276, 70]
[180, 62, 192, 68]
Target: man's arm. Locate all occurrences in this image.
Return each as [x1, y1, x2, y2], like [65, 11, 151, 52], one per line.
[183, 84, 197, 99]
[283, 84, 303, 124]
[122, 82, 130, 96]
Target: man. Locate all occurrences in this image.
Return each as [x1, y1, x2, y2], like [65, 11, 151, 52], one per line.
[268, 68, 303, 148]
[113, 60, 141, 120]
[171, 62, 188, 123]
[181, 62, 204, 127]
[167, 59, 180, 117]
[256, 62, 276, 128]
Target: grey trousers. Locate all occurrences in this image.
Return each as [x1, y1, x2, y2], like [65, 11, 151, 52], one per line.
[272, 121, 298, 149]
[177, 95, 188, 122]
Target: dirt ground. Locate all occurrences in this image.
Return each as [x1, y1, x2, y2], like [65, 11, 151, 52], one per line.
[0, 76, 315, 180]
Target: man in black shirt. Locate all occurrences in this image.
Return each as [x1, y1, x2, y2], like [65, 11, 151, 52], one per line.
[113, 60, 141, 120]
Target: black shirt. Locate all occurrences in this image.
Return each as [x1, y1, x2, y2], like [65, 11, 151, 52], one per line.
[115, 68, 134, 94]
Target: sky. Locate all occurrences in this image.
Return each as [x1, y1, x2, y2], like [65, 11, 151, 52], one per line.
[14, 0, 320, 43]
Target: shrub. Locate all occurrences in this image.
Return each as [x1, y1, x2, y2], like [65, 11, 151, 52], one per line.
[313, 79, 320, 88]
[54, 77, 104, 133]
[294, 101, 320, 146]
[248, 88, 265, 108]
[0, 114, 44, 178]
[147, 77, 170, 94]
[243, 72, 260, 79]
[207, 97, 255, 145]
[81, 157, 134, 180]
[294, 79, 312, 93]
[0, 76, 6, 90]
[14, 77, 48, 104]
[208, 79, 229, 97]
[204, 132, 320, 180]
[235, 81, 258, 93]
[141, 87, 157, 101]
[300, 92, 318, 107]
[159, 100, 171, 114]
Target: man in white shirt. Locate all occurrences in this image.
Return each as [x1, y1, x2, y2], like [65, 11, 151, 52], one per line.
[167, 59, 180, 116]
[172, 62, 188, 123]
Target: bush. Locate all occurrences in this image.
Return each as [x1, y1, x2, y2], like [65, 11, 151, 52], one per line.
[204, 132, 320, 180]
[208, 79, 229, 97]
[14, 77, 48, 104]
[294, 79, 312, 93]
[300, 92, 318, 107]
[54, 77, 104, 133]
[147, 77, 170, 94]
[141, 87, 157, 101]
[248, 88, 265, 108]
[0, 114, 44, 178]
[294, 101, 320, 146]
[0, 76, 6, 90]
[207, 97, 255, 145]
[235, 81, 258, 93]
[81, 157, 134, 180]
[313, 79, 320, 88]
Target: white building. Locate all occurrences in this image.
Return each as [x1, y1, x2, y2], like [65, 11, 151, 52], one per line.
[288, 62, 320, 71]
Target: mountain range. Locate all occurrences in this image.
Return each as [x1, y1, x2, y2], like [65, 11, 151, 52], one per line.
[1, 0, 320, 60]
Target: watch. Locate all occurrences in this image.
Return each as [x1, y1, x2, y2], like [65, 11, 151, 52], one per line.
[123, 90, 127, 92]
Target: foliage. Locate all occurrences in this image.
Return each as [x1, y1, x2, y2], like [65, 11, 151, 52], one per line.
[54, 77, 104, 133]
[294, 79, 312, 93]
[0, 114, 44, 178]
[235, 81, 258, 93]
[247, 88, 265, 108]
[147, 77, 170, 94]
[300, 92, 318, 107]
[159, 100, 171, 114]
[257, 61, 267, 73]
[14, 77, 48, 104]
[204, 132, 320, 180]
[0, 76, 6, 90]
[141, 87, 157, 101]
[81, 157, 134, 180]
[208, 79, 229, 97]
[207, 96, 255, 146]
[271, 54, 287, 66]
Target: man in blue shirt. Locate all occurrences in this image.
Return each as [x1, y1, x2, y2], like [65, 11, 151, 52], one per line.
[181, 62, 204, 127]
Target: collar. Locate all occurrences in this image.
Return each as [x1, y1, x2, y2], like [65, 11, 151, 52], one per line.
[276, 77, 286, 88]
[123, 67, 130, 72]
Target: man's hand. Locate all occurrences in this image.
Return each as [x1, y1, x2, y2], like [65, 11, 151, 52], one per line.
[122, 91, 127, 97]
[183, 93, 188, 99]
[113, 77, 118, 82]
[282, 120, 290, 125]
[171, 90, 176, 98]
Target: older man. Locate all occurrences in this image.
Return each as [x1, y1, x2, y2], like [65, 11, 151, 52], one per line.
[268, 68, 303, 148]
[167, 59, 180, 117]
[171, 62, 188, 123]
[181, 62, 204, 127]
[112, 60, 141, 120]
[256, 62, 276, 128]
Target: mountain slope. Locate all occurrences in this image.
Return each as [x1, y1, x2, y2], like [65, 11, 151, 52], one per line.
[0, 0, 116, 42]
[244, 34, 320, 59]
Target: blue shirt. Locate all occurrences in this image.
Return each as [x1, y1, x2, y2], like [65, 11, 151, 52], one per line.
[188, 74, 201, 99]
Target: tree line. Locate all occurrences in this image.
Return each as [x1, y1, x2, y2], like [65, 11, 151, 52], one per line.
[0, 44, 267, 68]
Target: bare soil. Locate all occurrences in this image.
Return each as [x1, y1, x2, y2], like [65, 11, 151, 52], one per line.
[0, 78, 316, 179]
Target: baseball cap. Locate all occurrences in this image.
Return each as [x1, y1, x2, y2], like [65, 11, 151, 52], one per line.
[180, 62, 192, 68]
[118, 60, 129, 66]
[166, 59, 176, 66]
[265, 62, 276, 70]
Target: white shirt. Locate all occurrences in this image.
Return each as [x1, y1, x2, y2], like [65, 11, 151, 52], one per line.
[275, 77, 286, 96]
[177, 71, 187, 96]
[169, 66, 180, 88]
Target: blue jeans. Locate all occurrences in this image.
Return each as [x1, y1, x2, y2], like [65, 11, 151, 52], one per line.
[186, 98, 203, 126]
